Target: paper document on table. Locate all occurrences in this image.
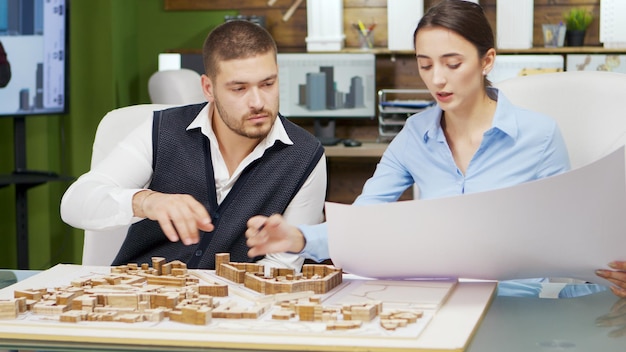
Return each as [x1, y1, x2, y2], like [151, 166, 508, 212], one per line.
[326, 147, 626, 285]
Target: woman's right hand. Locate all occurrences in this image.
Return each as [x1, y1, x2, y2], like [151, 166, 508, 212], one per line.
[245, 214, 306, 257]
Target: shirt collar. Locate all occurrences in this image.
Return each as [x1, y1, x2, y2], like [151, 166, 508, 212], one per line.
[423, 87, 519, 143]
[186, 103, 294, 149]
[490, 87, 518, 140]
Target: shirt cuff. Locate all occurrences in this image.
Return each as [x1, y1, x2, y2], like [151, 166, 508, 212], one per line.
[297, 223, 330, 263]
[112, 188, 147, 224]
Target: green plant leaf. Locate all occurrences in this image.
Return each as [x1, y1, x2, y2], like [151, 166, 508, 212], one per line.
[563, 8, 593, 31]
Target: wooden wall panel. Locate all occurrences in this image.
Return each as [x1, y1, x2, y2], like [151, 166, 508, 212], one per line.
[343, 7, 387, 49]
[238, 8, 307, 52]
[481, 0, 601, 47]
[376, 55, 423, 90]
[165, 0, 280, 10]
[166, 0, 603, 48]
[327, 158, 412, 204]
[165, 0, 388, 10]
[163, 0, 604, 204]
[165, 0, 389, 51]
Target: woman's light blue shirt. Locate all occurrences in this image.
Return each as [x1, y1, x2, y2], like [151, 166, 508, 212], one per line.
[298, 89, 603, 297]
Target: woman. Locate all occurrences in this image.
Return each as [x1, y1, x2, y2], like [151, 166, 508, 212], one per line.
[246, 0, 626, 298]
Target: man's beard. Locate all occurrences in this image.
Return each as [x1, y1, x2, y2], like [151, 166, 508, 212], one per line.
[213, 98, 275, 139]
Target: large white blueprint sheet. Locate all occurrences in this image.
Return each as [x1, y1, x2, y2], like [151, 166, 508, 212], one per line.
[326, 147, 626, 284]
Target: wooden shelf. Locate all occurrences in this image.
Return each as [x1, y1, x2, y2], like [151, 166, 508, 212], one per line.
[171, 46, 626, 57]
[497, 46, 626, 54]
[340, 46, 626, 55]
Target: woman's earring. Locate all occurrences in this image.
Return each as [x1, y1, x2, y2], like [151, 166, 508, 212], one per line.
[482, 69, 487, 76]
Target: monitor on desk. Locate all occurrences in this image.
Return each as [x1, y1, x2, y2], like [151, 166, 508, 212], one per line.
[277, 53, 376, 145]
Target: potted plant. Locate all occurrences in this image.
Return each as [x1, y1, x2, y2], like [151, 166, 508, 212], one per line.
[563, 8, 593, 46]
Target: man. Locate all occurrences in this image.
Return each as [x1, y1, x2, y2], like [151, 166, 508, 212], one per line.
[61, 20, 326, 270]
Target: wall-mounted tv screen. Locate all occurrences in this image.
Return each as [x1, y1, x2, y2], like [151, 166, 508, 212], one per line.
[277, 53, 376, 145]
[0, 0, 67, 117]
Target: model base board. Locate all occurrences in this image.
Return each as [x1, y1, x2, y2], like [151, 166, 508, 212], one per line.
[0, 260, 496, 351]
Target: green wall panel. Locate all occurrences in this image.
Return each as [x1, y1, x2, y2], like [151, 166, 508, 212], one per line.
[0, 0, 231, 269]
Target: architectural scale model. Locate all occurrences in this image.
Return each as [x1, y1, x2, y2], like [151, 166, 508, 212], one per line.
[0, 254, 424, 331]
[215, 253, 342, 294]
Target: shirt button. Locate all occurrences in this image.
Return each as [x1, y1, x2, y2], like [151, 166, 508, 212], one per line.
[195, 250, 203, 257]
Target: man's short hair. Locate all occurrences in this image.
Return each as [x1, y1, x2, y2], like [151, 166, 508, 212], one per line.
[202, 20, 277, 81]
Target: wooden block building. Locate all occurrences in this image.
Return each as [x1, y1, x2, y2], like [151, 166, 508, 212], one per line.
[215, 253, 342, 294]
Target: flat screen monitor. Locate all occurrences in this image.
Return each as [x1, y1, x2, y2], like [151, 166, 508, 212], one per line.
[277, 53, 376, 145]
[0, 0, 67, 117]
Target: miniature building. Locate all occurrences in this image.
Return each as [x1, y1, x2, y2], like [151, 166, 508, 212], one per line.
[342, 301, 382, 322]
[215, 253, 342, 294]
[4, 257, 230, 325]
[2, 254, 423, 332]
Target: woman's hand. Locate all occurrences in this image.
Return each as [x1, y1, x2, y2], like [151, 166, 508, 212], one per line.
[596, 261, 626, 298]
[245, 214, 305, 258]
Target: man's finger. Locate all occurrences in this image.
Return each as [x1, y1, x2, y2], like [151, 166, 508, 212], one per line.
[157, 218, 180, 242]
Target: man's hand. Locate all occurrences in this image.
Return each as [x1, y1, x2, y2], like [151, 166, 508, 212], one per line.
[596, 261, 626, 298]
[245, 214, 305, 258]
[133, 190, 214, 245]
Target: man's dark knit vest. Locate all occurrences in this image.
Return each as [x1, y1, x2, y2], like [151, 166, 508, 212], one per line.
[111, 103, 324, 269]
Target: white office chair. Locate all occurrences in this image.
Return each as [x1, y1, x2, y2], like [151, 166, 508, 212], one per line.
[148, 68, 206, 105]
[82, 104, 176, 265]
[496, 71, 626, 295]
[84, 69, 206, 265]
[495, 70, 626, 170]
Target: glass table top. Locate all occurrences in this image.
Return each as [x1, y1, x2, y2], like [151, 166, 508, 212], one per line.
[0, 270, 623, 351]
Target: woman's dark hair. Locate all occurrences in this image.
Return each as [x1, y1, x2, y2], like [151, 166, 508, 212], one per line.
[413, 0, 494, 86]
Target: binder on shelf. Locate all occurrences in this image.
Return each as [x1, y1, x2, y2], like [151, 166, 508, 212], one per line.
[600, 0, 626, 48]
[387, 0, 423, 51]
[305, 0, 345, 51]
[496, 0, 534, 49]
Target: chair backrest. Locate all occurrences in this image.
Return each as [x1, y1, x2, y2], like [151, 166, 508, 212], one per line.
[495, 71, 626, 169]
[82, 104, 176, 265]
[148, 68, 205, 105]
